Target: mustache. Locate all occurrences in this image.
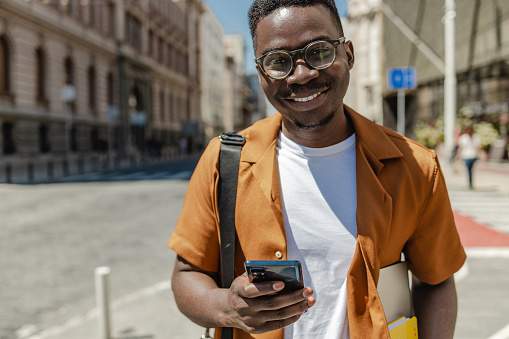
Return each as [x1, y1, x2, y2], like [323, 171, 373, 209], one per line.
[276, 78, 338, 98]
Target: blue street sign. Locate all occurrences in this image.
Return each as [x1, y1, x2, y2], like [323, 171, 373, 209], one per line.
[387, 67, 417, 90]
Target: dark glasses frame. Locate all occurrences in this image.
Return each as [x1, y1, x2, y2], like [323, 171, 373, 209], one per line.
[255, 37, 347, 80]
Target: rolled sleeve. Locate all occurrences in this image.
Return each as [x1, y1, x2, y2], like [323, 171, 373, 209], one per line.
[168, 139, 221, 273]
[404, 156, 466, 285]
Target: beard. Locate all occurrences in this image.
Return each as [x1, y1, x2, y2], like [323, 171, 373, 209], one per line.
[292, 103, 340, 130]
[277, 77, 343, 130]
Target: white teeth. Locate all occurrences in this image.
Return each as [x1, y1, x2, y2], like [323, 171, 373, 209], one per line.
[293, 92, 321, 103]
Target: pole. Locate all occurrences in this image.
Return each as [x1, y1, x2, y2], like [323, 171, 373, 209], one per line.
[95, 266, 112, 339]
[397, 89, 406, 136]
[444, 0, 457, 162]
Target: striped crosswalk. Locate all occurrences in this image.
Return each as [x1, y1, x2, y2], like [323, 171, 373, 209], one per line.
[449, 189, 509, 236]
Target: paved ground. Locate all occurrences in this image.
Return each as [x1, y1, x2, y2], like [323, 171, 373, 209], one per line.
[1, 158, 508, 339]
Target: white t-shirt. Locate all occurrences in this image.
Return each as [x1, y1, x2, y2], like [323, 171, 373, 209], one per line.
[458, 133, 481, 160]
[277, 131, 357, 339]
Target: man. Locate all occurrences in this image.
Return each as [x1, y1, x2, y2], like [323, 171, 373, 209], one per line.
[169, 1, 466, 338]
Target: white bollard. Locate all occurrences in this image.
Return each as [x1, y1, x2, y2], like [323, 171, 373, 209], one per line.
[95, 266, 112, 339]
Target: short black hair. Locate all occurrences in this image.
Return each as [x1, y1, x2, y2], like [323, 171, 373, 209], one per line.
[248, 0, 344, 53]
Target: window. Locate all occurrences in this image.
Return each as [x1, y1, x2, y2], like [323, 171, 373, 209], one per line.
[107, 72, 114, 106]
[35, 47, 46, 101]
[89, 2, 96, 28]
[160, 91, 165, 121]
[88, 65, 96, 111]
[148, 30, 154, 57]
[158, 37, 164, 63]
[126, 13, 142, 50]
[168, 92, 173, 123]
[0, 35, 10, 93]
[64, 57, 75, 111]
[2, 122, 16, 155]
[70, 126, 78, 152]
[65, 0, 74, 16]
[107, 2, 115, 37]
[39, 124, 51, 153]
[90, 128, 99, 152]
[64, 57, 74, 85]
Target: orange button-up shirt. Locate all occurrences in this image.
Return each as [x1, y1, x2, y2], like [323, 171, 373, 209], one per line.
[168, 107, 466, 339]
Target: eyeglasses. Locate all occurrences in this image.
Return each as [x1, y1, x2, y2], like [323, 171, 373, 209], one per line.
[255, 37, 346, 80]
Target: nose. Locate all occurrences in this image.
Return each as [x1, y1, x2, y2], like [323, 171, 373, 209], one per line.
[286, 59, 319, 85]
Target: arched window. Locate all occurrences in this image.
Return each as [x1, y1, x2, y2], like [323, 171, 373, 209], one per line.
[36, 47, 46, 101]
[0, 35, 10, 93]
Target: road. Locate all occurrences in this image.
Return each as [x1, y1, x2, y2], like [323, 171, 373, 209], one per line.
[1, 158, 508, 339]
[0, 160, 199, 339]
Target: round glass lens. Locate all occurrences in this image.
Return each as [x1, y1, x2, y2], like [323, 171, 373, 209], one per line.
[305, 41, 335, 69]
[263, 52, 292, 78]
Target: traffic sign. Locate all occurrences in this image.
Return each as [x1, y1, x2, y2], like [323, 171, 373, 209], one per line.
[387, 67, 417, 90]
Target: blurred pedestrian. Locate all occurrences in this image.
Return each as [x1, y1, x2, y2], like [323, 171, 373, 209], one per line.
[179, 137, 188, 155]
[457, 126, 481, 189]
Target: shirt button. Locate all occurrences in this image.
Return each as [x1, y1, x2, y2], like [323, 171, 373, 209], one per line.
[275, 251, 283, 259]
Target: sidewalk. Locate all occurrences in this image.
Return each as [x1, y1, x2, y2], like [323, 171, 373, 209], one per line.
[442, 159, 509, 195]
[28, 160, 509, 339]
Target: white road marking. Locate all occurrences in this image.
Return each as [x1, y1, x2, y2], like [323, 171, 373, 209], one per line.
[487, 322, 509, 339]
[465, 247, 509, 258]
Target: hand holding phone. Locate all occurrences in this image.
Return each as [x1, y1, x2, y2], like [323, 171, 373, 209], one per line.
[244, 260, 304, 294]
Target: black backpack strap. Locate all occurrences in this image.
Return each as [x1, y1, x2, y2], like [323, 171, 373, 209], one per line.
[218, 132, 245, 339]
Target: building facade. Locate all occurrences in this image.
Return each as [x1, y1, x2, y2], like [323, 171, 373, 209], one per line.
[347, 0, 509, 146]
[223, 34, 249, 133]
[200, 3, 225, 141]
[0, 0, 205, 182]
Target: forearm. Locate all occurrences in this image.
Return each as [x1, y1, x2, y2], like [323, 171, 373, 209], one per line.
[172, 268, 231, 328]
[171, 255, 315, 334]
[412, 275, 457, 339]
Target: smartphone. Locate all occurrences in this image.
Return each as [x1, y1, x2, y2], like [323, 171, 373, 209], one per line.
[244, 260, 304, 293]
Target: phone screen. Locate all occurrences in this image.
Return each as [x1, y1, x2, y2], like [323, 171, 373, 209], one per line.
[244, 260, 304, 293]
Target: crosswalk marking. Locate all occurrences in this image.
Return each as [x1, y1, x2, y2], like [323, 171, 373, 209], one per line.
[449, 189, 509, 237]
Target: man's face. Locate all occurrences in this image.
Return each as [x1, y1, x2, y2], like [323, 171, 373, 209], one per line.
[255, 5, 354, 131]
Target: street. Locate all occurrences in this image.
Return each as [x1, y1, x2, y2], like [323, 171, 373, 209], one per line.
[0, 159, 202, 339]
[1, 159, 508, 339]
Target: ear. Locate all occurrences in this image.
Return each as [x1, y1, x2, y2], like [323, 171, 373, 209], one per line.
[345, 40, 355, 70]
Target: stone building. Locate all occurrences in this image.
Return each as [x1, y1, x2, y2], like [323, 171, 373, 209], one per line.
[200, 2, 225, 141]
[347, 0, 509, 139]
[0, 0, 205, 182]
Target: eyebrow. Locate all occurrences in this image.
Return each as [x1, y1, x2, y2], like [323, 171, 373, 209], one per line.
[258, 35, 335, 57]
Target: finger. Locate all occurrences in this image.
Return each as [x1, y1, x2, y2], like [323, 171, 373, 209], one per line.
[242, 280, 285, 298]
[249, 287, 314, 312]
[248, 313, 302, 335]
[261, 296, 315, 322]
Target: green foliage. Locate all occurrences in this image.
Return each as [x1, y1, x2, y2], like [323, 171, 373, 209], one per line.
[414, 120, 444, 149]
[474, 122, 500, 151]
[413, 114, 500, 151]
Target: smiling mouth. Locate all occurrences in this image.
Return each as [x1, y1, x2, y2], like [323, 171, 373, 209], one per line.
[292, 92, 322, 103]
